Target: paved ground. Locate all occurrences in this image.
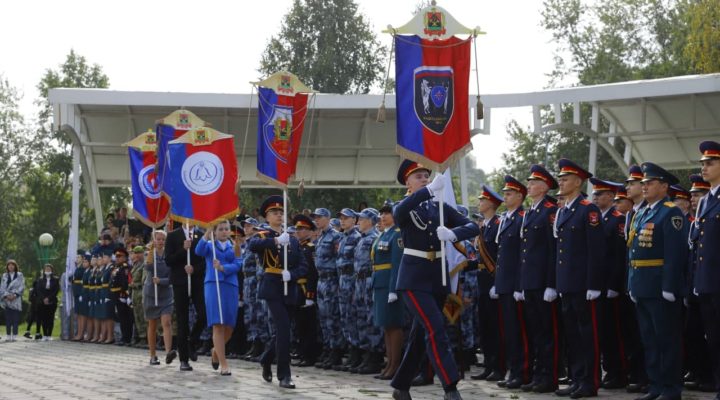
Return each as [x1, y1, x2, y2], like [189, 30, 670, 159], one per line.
[0, 339, 713, 400]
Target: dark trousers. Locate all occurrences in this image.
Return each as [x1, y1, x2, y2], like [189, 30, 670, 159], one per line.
[600, 296, 629, 381]
[5, 308, 20, 335]
[227, 305, 246, 354]
[25, 302, 38, 332]
[260, 299, 295, 380]
[477, 272, 504, 374]
[499, 293, 531, 382]
[173, 280, 207, 362]
[621, 296, 647, 384]
[116, 301, 133, 344]
[523, 289, 560, 385]
[295, 304, 320, 361]
[699, 293, 720, 392]
[37, 303, 57, 337]
[561, 293, 601, 392]
[635, 297, 683, 397]
[685, 296, 712, 384]
[391, 290, 459, 391]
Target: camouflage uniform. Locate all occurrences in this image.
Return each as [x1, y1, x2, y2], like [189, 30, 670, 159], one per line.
[459, 240, 480, 351]
[337, 227, 361, 347]
[315, 226, 343, 349]
[354, 228, 383, 352]
[130, 262, 147, 342]
[241, 246, 265, 342]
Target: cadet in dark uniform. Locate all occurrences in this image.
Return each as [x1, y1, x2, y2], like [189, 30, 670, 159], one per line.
[165, 224, 206, 371]
[628, 162, 688, 400]
[694, 141, 720, 400]
[520, 165, 561, 393]
[110, 248, 133, 346]
[494, 175, 532, 390]
[553, 159, 605, 399]
[71, 253, 90, 341]
[590, 178, 630, 389]
[249, 195, 308, 389]
[291, 214, 320, 367]
[470, 185, 506, 382]
[390, 160, 480, 400]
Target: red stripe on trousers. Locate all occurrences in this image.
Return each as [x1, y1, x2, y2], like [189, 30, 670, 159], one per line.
[612, 298, 628, 374]
[551, 302, 560, 385]
[590, 300, 601, 391]
[406, 290, 452, 385]
[516, 302, 530, 383]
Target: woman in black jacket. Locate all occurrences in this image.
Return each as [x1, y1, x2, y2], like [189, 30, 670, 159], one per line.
[35, 264, 60, 340]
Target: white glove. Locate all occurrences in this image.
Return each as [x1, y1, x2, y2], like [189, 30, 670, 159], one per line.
[281, 269, 291, 282]
[489, 286, 498, 299]
[662, 291, 676, 302]
[694, 288, 699, 296]
[683, 298, 689, 308]
[513, 291, 524, 302]
[305, 299, 314, 307]
[436, 226, 457, 242]
[388, 292, 398, 303]
[543, 288, 557, 303]
[78, 296, 83, 302]
[426, 173, 445, 195]
[586, 290, 601, 301]
[607, 289, 619, 299]
[125, 298, 132, 306]
[277, 232, 290, 246]
[629, 291, 637, 303]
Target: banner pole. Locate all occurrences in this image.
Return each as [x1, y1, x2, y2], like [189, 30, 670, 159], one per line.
[153, 228, 158, 306]
[438, 169, 447, 287]
[283, 189, 288, 296]
[186, 221, 191, 298]
[210, 229, 224, 325]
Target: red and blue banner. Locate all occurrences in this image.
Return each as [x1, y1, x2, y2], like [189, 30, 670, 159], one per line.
[256, 87, 308, 188]
[155, 110, 207, 200]
[168, 128, 239, 227]
[395, 35, 471, 170]
[126, 131, 169, 228]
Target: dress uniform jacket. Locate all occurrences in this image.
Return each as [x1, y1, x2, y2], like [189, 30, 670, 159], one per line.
[392, 187, 481, 294]
[693, 188, 720, 294]
[495, 207, 524, 294]
[520, 198, 557, 290]
[371, 225, 405, 327]
[248, 230, 308, 305]
[165, 227, 205, 287]
[602, 206, 627, 293]
[628, 198, 688, 298]
[555, 196, 606, 293]
[297, 239, 318, 303]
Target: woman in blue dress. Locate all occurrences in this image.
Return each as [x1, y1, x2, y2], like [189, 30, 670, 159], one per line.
[195, 220, 242, 376]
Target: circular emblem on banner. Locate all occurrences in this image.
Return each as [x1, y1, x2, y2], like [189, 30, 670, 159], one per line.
[138, 165, 161, 199]
[181, 151, 224, 196]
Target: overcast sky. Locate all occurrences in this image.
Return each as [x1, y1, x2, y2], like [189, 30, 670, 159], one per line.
[2, 0, 556, 173]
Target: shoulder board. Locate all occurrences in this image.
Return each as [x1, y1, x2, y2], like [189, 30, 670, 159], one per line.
[580, 199, 591, 206]
[257, 231, 269, 238]
[663, 201, 676, 208]
[543, 201, 554, 208]
[493, 218, 500, 225]
[612, 210, 623, 217]
[306, 242, 315, 247]
[518, 210, 525, 217]
[394, 227, 401, 232]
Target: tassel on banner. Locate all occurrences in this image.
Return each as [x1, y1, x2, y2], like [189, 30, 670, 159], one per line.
[376, 101, 387, 123]
[476, 96, 484, 120]
[297, 178, 305, 197]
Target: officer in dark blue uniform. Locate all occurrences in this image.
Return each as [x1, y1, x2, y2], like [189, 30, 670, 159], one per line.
[590, 178, 630, 389]
[520, 165, 561, 393]
[248, 195, 308, 389]
[628, 162, 688, 400]
[390, 160, 480, 400]
[470, 185, 506, 382]
[694, 141, 720, 400]
[554, 159, 605, 399]
[494, 175, 532, 389]
[291, 214, 320, 367]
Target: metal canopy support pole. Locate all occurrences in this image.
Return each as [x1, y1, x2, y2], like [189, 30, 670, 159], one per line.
[588, 104, 599, 194]
[459, 158, 468, 207]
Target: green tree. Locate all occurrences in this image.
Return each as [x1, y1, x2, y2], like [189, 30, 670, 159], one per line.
[684, 0, 720, 73]
[259, 0, 387, 94]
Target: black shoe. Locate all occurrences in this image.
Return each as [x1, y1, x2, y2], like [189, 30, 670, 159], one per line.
[497, 380, 509, 388]
[23, 331, 31, 339]
[485, 371, 505, 381]
[470, 369, 492, 380]
[189, 345, 198, 362]
[556, 384, 579, 397]
[558, 376, 570, 385]
[521, 382, 536, 392]
[278, 377, 295, 389]
[443, 390, 462, 400]
[627, 383, 649, 393]
[392, 389, 412, 400]
[262, 362, 272, 382]
[683, 371, 695, 383]
[505, 377, 523, 389]
[634, 394, 659, 400]
[165, 350, 177, 365]
[655, 396, 681, 400]
[570, 387, 597, 399]
[220, 370, 232, 376]
[603, 377, 628, 389]
[34, 333, 42, 340]
[533, 381, 559, 393]
[411, 374, 433, 386]
[149, 356, 160, 365]
[211, 349, 219, 370]
[179, 361, 193, 371]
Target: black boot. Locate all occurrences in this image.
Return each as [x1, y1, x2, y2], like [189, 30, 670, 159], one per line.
[358, 352, 383, 375]
[242, 339, 259, 358]
[350, 350, 368, 373]
[326, 348, 344, 370]
[246, 341, 265, 361]
[314, 347, 329, 368]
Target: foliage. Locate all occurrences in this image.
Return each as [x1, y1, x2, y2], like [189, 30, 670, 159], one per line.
[258, 0, 387, 94]
[684, 0, 720, 73]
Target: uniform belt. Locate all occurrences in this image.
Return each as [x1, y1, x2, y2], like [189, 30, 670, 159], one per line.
[264, 267, 284, 275]
[318, 271, 337, 279]
[73, 280, 82, 284]
[372, 263, 391, 272]
[630, 259, 664, 268]
[339, 265, 354, 275]
[110, 288, 121, 292]
[297, 278, 307, 285]
[101, 284, 110, 288]
[403, 248, 440, 261]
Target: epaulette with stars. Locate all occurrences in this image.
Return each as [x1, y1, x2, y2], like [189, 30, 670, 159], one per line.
[580, 199, 591, 206]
